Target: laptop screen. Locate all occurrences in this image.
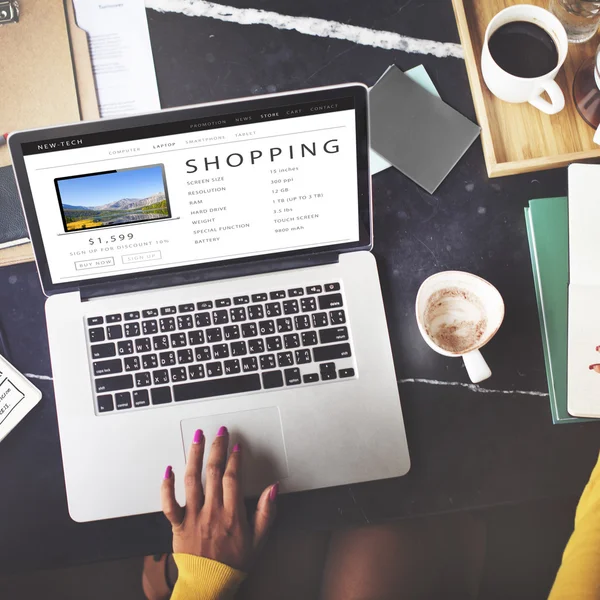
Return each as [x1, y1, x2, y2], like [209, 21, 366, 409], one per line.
[12, 86, 370, 293]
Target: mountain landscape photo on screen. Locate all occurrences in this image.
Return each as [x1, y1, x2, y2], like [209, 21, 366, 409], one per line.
[56, 164, 170, 232]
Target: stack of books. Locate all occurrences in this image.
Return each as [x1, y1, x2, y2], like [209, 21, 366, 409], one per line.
[525, 196, 589, 424]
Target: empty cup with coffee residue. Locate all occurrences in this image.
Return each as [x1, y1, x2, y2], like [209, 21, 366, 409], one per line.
[416, 271, 505, 383]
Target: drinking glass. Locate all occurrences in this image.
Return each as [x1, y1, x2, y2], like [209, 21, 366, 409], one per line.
[549, 0, 600, 43]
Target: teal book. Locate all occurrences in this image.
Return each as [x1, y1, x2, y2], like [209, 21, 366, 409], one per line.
[525, 197, 590, 424]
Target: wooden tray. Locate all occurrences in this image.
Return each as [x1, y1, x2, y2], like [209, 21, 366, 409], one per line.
[452, 0, 600, 177]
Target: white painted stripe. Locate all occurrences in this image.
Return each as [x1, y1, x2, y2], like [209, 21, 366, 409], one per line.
[146, 0, 464, 59]
[25, 373, 53, 381]
[399, 378, 549, 397]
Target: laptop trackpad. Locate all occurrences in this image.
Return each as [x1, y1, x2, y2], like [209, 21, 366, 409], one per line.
[180, 407, 289, 497]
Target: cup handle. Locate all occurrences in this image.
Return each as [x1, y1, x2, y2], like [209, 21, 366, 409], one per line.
[462, 349, 492, 384]
[528, 80, 565, 115]
[594, 124, 600, 145]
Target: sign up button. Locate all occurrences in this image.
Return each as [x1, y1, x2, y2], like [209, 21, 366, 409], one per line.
[122, 250, 162, 265]
[74, 257, 115, 271]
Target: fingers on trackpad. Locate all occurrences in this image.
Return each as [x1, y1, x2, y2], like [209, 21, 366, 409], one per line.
[181, 407, 289, 497]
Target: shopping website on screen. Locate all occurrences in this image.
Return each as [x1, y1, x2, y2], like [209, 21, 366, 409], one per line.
[22, 97, 360, 284]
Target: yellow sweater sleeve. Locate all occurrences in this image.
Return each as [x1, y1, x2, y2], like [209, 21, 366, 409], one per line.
[549, 453, 600, 599]
[171, 554, 247, 600]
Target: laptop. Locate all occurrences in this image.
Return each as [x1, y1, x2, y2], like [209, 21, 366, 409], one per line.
[9, 84, 410, 522]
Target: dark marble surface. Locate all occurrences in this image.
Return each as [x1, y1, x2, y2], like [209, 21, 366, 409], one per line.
[2, 0, 600, 572]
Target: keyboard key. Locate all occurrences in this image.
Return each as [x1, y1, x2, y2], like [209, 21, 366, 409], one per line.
[303, 373, 319, 384]
[295, 349, 312, 364]
[135, 372, 151, 387]
[248, 305, 264, 320]
[213, 310, 229, 325]
[283, 300, 299, 315]
[206, 362, 223, 377]
[313, 343, 352, 362]
[179, 303, 195, 313]
[133, 389, 150, 407]
[242, 356, 259, 372]
[301, 297, 317, 312]
[294, 315, 311, 330]
[318, 293, 343, 310]
[171, 333, 187, 347]
[319, 326, 349, 344]
[97, 394, 114, 412]
[188, 330, 205, 345]
[270, 290, 286, 300]
[135, 338, 152, 353]
[213, 344, 229, 359]
[230, 307, 246, 322]
[216, 298, 232, 307]
[125, 311, 140, 321]
[251, 293, 268, 302]
[160, 317, 176, 332]
[262, 370, 284, 389]
[124, 356, 140, 371]
[260, 354, 276, 370]
[95, 374, 133, 393]
[142, 309, 159, 318]
[124, 322, 140, 337]
[276, 317, 293, 333]
[330, 310, 346, 325]
[106, 313, 122, 323]
[91, 342, 116, 359]
[241, 323, 257, 338]
[312, 313, 328, 328]
[339, 368, 355, 378]
[88, 316, 103, 326]
[249, 339, 265, 354]
[195, 312, 211, 327]
[153, 335, 169, 350]
[277, 352, 293, 367]
[170, 367, 187, 382]
[142, 320, 158, 335]
[153, 370, 169, 385]
[93, 358, 122, 376]
[325, 282, 341, 292]
[151, 386, 172, 405]
[206, 328, 223, 343]
[159, 351, 176, 366]
[301, 331, 318, 346]
[288, 288, 304, 297]
[89, 327, 105, 343]
[107, 325, 123, 340]
[116, 392, 132, 410]
[161, 306, 176, 315]
[224, 325, 240, 340]
[174, 373, 261, 401]
[265, 302, 281, 317]
[259, 320, 275, 335]
[197, 301, 213, 310]
[195, 346, 211, 362]
[177, 315, 194, 330]
[306, 285, 322, 294]
[142, 354, 158, 369]
[231, 341, 247, 356]
[234, 295, 250, 305]
[266, 336, 282, 351]
[189, 364, 205, 380]
[284, 334, 300, 349]
[224, 359, 241, 375]
[117, 340, 134, 355]
[177, 349, 194, 364]
[284, 368, 302, 385]
[320, 362, 337, 381]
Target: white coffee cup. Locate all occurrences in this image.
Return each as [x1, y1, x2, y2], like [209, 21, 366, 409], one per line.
[415, 271, 505, 384]
[481, 5, 568, 115]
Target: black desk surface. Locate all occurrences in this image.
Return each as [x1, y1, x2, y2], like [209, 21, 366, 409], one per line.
[2, 0, 599, 573]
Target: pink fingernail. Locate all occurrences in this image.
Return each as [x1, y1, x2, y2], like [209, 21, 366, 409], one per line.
[164, 465, 172, 480]
[232, 442, 241, 452]
[269, 482, 279, 502]
[217, 426, 228, 437]
[193, 429, 203, 444]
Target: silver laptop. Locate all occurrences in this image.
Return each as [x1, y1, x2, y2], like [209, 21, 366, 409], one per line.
[9, 84, 410, 522]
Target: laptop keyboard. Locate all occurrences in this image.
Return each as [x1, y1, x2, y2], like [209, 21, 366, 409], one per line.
[86, 282, 356, 414]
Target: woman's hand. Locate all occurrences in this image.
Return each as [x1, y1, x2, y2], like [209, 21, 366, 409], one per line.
[161, 426, 278, 572]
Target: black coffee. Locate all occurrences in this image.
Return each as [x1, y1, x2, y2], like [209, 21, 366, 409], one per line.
[489, 21, 558, 78]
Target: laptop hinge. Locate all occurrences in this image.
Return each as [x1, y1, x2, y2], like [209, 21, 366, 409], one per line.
[79, 252, 340, 301]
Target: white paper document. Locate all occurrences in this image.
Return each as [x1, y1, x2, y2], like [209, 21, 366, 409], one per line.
[73, 0, 161, 118]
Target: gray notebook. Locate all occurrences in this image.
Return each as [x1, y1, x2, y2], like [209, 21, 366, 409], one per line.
[369, 65, 480, 193]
